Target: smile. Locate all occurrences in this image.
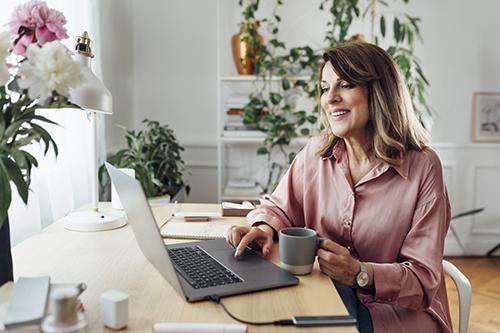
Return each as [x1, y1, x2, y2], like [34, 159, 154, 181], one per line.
[329, 109, 350, 117]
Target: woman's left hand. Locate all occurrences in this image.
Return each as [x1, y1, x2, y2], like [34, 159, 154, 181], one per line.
[317, 239, 360, 286]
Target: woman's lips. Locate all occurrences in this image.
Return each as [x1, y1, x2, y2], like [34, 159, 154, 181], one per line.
[328, 109, 351, 120]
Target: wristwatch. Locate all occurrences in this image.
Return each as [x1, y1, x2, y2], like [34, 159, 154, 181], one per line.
[355, 262, 369, 288]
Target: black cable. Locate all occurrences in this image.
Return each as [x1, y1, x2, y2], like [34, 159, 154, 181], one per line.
[209, 295, 293, 326]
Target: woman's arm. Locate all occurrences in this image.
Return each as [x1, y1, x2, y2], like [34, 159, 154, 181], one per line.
[246, 143, 308, 231]
[358, 151, 451, 310]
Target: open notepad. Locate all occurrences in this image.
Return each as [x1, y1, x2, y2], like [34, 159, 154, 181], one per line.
[160, 222, 230, 240]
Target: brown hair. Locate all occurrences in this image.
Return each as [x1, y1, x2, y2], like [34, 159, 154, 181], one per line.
[317, 42, 430, 165]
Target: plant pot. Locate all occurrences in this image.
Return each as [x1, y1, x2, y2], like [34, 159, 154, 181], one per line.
[148, 194, 171, 206]
[170, 187, 186, 203]
[0, 217, 13, 287]
[148, 187, 186, 206]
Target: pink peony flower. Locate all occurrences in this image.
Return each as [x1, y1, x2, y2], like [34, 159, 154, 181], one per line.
[9, 0, 68, 56]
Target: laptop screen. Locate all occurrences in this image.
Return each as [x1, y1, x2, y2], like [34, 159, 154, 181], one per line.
[105, 162, 187, 299]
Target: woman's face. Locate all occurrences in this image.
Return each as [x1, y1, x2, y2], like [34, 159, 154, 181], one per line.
[320, 61, 370, 141]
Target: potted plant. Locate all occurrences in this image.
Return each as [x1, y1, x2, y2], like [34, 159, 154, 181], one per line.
[0, 1, 83, 286]
[100, 119, 190, 203]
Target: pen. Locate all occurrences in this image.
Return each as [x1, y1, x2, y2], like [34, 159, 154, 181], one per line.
[159, 201, 179, 230]
[184, 216, 210, 222]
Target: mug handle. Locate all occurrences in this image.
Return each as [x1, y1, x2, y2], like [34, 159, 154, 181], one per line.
[317, 236, 326, 249]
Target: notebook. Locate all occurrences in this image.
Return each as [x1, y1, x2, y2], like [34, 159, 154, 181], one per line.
[160, 222, 229, 240]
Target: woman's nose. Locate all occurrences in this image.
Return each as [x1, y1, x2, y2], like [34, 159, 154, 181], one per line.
[327, 87, 341, 104]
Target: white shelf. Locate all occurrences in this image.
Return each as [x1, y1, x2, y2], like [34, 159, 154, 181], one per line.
[221, 194, 262, 202]
[221, 136, 265, 143]
[220, 75, 311, 82]
[221, 135, 310, 145]
[221, 194, 260, 202]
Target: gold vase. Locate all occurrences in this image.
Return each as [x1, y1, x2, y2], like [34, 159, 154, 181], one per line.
[231, 25, 262, 75]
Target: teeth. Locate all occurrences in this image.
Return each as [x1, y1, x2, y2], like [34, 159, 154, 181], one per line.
[330, 110, 350, 116]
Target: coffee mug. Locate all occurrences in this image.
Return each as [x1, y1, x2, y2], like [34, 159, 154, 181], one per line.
[279, 227, 324, 275]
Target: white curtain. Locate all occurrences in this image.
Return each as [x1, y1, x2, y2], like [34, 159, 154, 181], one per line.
[3, 0, 107, 245]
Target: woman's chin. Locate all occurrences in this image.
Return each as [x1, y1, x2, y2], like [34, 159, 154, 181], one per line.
[329, 126, 349, 139]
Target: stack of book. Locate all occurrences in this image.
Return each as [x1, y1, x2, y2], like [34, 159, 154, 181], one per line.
[223, 94, 265, 137]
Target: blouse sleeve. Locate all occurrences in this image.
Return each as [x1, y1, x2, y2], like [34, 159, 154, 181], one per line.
[358, 150, 451, 311]
[246, 145, 306, 232]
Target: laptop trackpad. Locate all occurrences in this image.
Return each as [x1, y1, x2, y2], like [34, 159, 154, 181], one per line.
[211, 248, 276, 272]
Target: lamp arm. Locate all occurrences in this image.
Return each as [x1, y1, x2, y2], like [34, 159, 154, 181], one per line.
[91, 111, 98, 211]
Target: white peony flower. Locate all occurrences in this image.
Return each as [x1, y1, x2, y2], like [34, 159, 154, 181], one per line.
[18, 41, 83, 101]
[0, 31, 12, 86]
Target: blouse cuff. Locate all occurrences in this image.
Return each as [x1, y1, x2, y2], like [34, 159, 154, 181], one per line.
[358, 262, 402, 305]
[247, 212, 288, 232]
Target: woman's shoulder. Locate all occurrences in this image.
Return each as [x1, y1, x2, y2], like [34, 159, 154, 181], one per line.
[407, 146, 443, 174]
[301, 133, 330, 157]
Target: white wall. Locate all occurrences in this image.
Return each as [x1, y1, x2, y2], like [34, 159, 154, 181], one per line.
[406, 0, 500, 143]
[98, 0, 135, 150]
[130, 0, 218, 144]
[99, 0, 500, 253]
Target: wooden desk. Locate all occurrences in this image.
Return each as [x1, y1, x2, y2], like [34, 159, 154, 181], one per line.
[1, 203, 357, 332]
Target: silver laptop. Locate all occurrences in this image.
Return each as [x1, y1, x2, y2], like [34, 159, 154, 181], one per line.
[105, 162, 298, 302]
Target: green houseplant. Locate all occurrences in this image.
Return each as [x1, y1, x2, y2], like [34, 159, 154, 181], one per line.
[235, 0, 430, 192]
[100, 119, 190, 201]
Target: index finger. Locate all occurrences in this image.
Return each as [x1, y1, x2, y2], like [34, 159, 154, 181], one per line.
[235, 227, 260, 257]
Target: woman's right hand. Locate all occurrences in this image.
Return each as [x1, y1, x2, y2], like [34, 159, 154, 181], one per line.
[226, 224, 274, 258]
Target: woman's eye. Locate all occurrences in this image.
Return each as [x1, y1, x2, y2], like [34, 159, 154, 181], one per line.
[321, 86, 329, 93]
[341, 82, 354, 89]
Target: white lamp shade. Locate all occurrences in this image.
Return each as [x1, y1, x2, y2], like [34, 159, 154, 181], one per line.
[70, 54, 112, 114]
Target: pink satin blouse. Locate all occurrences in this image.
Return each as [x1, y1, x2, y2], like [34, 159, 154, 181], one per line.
[247, 135, 453, 333]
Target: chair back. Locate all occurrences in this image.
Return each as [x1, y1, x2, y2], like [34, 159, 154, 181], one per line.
[443, 260, 472, 333]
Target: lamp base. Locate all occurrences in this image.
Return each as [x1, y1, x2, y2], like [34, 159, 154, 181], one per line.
[64, 209, 127, 232]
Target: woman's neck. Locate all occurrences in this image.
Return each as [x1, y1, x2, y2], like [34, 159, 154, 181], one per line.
[344, 136, 375, 167]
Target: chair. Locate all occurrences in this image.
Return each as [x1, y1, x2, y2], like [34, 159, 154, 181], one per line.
[443, 260, 472, 333]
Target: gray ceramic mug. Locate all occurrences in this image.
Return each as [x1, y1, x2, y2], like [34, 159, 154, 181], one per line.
[279, 227, 324, 275]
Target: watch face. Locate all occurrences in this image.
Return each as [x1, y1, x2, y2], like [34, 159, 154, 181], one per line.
[357, 271, 369, 287]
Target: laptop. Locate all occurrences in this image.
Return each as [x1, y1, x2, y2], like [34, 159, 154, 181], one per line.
[105, 162, 299, 302]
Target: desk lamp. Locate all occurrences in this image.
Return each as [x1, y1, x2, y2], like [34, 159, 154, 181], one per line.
[64, 32, 126, 231]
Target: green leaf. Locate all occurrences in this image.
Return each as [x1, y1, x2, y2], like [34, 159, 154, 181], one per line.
[256, 147, 268, 155]
[269, 92, 282, 105]
[306, 115, 318, 124]
[1, 156, 28, 204]
[380, 16, 386, 37]
[394, 18, 401, 42]
[0, 157, 13, 223]
[281, 78, 291, 90]
[300, 128, 310, 136]
[451, 208, 485, 220]
[415, 65, 429, 85]
[407, 29, 414, 45]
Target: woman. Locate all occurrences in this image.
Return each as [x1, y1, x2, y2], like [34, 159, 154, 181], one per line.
[227, 42, 452, 333]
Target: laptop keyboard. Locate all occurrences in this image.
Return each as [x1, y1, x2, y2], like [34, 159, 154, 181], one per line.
[168, 246, 243, 289]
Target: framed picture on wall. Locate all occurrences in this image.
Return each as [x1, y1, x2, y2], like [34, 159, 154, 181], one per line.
[472, 92, 500, 143]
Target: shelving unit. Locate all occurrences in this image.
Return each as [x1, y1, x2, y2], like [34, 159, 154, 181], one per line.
[216, 0, 314, 203]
